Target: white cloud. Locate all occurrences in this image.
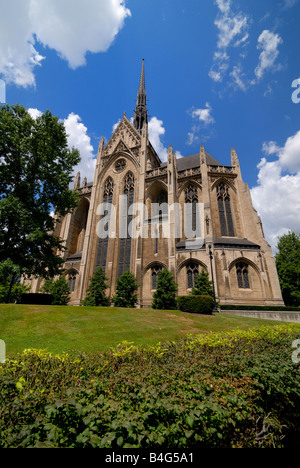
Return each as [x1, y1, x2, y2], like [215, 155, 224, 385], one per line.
[28, 108, 43, 120]
[210, 0, 250, 84]
[0, 0, 131, 87]
[26, 108, 96, 183]
[187, 104, 215, 146]
[230, 65, 247, 91]
[254, 30, 283, 81]
[251, 130, 300, 251]
[148, 117, 168, 163]
[63, 113, 96, 183]
[282, 0, 298, 8]
[148, 117, 183, 162]
[190, 103, 215, 126]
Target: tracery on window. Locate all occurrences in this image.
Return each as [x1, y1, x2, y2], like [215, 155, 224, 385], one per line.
[185, 185, 198, 234]
[186, 262, 199, 289]
[216, 183, 235, 237]
[118, 172, 135, 277]
[151, 265, 163, 290]
[68, 271, 78, 293]
[96, 177, 114, 272]
[236, 263, 250, 289]
[115, 159, 126, 173]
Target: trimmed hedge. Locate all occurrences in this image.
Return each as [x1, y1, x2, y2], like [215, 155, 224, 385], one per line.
[20, 293, 54, 305]
[178, 295, 215, 315]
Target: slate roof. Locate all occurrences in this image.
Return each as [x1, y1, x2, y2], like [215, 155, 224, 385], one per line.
[176, 237, 261, 251]
[162, 152, 222, 170]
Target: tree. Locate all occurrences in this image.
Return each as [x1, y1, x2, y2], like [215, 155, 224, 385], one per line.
[0, 104, 80, 279]
[0, 259, 30, 303]
[111, 272, 139, 308]
[82, 267, 109, 307]
[50, 276, 71, 306]
[191, 269, 214, 298]
[275, 231, 300, 307]
[152, 268, 178, 310]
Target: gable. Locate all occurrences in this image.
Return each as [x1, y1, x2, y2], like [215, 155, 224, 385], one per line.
[104, 115, 141, 157]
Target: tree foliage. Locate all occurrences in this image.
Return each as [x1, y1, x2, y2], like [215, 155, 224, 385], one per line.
[112, 272, 139, 308]
[0, 259, 30, 303]
[0, 104, 80, 279]
[275, 231, 300, 307]
[191, 268, 214, 297]
[39, 276, 70, 306]
[82, 267, 109, 307]
[152, 268, 178, 310]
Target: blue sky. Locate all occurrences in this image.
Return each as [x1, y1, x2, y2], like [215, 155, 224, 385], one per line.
[0, 0, 300, 250]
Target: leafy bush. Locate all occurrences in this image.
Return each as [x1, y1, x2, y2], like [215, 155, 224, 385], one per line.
[1, 325, 300, 448]
[0, 259, 30, 303]
[82, 267, 109, 307]
[152, 268, 178, 310]
[20, 293, 54, 305]
[111, 272, 139, 308]
[178, 295, 215, 315]
[0, 283, 30, 304]
[39, 276, 70, 306]
[50, 276, 70, 306]
[191, 269, 214, 297]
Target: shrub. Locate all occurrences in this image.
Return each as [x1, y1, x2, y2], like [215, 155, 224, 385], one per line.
[178, 295, 215, 315]
[111, 272, 139, 308]
[152, 268, 178, 310]
[39, 276, 70, 306]
[82, 267, 109, 307]
[20, 293, 54, 305]
[191, 269, 214, 297]
[1, 325, 300, 448]
[50, 276, 70, 306]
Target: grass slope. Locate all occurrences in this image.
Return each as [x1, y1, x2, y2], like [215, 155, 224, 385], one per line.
[1, 304, 297, 357]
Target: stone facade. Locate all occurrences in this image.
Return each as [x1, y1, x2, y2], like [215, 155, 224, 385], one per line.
[27, 62, 284, 307]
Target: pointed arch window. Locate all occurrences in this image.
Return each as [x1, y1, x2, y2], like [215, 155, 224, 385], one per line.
[236, 263, 250, 289]
[151, 265, 163, 290]
[217, 183, 235, 237]
[118, 172, 135, 277]
[185, 185, 199, 235]
[68, 270, 78, 293]
[186, 262, 199, 289]
[96, 177, 114, 272]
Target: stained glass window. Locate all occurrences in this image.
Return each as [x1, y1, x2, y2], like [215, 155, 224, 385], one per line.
[186, 262, 199, 289]
[151, 265, 163, 290]
[96, 177, 114, 272]
[236, 263, 250, 289]
[118, 172, 135, 277]
[185, 185, 198, 235]
[217, 184, 235, 237]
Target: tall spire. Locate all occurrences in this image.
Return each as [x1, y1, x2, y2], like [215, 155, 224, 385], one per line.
[133, 59, 148, 134]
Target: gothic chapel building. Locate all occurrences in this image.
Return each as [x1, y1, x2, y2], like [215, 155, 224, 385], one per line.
[29, 61, 284, 307]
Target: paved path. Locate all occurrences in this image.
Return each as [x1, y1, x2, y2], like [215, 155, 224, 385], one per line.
[222, 310, 300, 324]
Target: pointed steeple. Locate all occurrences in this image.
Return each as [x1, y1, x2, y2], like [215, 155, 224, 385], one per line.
[133, 59, 148, 134]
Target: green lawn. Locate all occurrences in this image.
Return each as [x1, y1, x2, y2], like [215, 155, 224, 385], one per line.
[0, 304, 298, 357]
